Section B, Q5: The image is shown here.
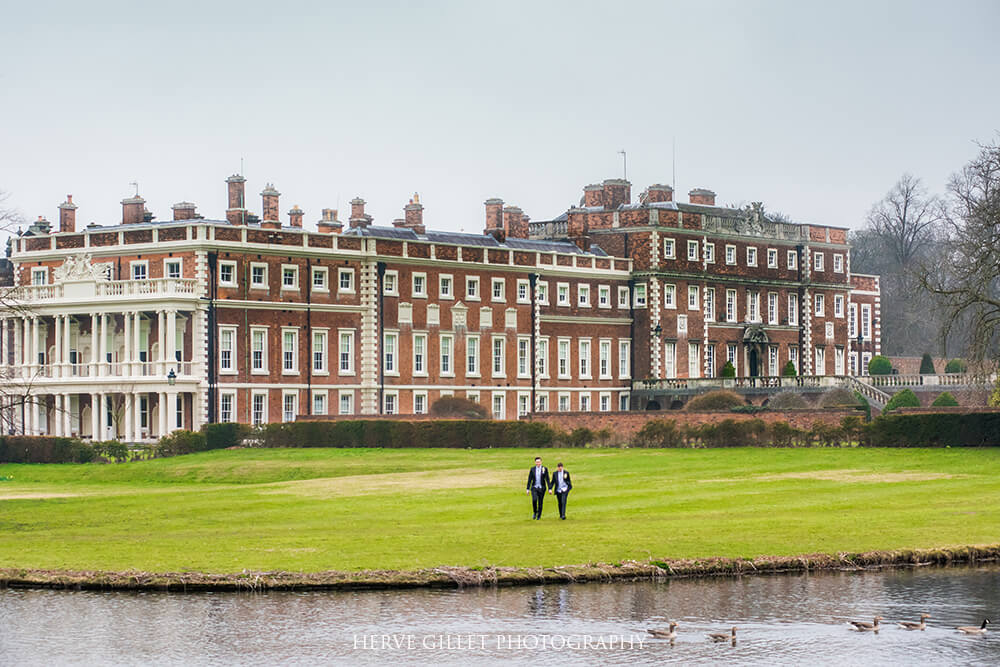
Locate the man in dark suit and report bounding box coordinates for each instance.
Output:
[525,456,550,520]
[548,462,573,520]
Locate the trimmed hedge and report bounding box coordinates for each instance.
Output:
[0,436,96,463]
[203,423,250,450]
[868,355,893,375]
[685,390,744,412]
[864,413,1000,447]
[884,388,920,412]
[945,359,967,374]
[256,420,558,449]
[931,392,959,407]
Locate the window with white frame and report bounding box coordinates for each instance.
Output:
[466,390,479,405]
[861,304,872,339]
[835,346,845,375]
[492,336,505,377]
[383,270,398,295]
[787,249,798,270]
[849,303,858,338]
[598,285,610,308]
[815,347,826,375]
[815,293,825,317]
[252,392,267,426]
[688,285,699,310]
[537,281,549,304]
[492,392,505,419]
[251,327,268,373]
[339,330,354,374]
[789,345,799,373]
[579,393,591,412]
[599,340,611,378]
[516,279,530,303]
[414,392,427,415]
[132,261,149,281]
[439,274,453,299]
[726,245,737,265]
[688,342,700,378]
[466,334,479,375]
[706,344,715,378]
[282,328,298,373]
[282,265,298,289]
[834,294,845,318]
[618,340,630,378]
[726,289,737,322]
[491,277,505,302]
[705,243,715,263]
[664,341,676,378]
[312,267,329,292]
[281,392,297,422]
[312,330,327,373]
[558,338,570,378]
[634,284,647,307]
[578,284,590,307]
[558,393,570,412]
[518,393,530,417]
[337,268,354,292]
[747,247,758,267]
[767,248,778,268]
[383,332,398,373]
[769,345,779,376]
[834,254,844,273]
[538,337,549,377]
[466,276,479,300]
[383,392,397,415]
[413,333,427,375]
[557,283,569,306]
[664,283,676,309]
[31,267,48,285]
[663,238,675,259]
[220,392,235,422]
[339,391,354,415]
[768,292,778,325]
[165,259,182,279]
[440,334,453,375]
[619,393,629,411]
[727,343,738,376]
[687,240,699,261]
[618,286,629,308]
[250,263,267,288]
[219,326,236,373]
[578,339,591,378]
[313,391,327,415]
[788,293,799,326]
[536,393,549,412]
[705,288,715,321]
[412,273,427,297]
[517,337,530,377]
[814,252,824,272]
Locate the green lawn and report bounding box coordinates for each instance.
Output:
[1,447,998,573]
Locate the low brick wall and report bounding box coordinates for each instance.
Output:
[523,409,858,439]
[892,407,1000,415]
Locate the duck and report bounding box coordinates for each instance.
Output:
[849,616,883,632]
[956,619,990,635]
[898,613,931,630]
[707,626,737,643]
[647,622,679,640]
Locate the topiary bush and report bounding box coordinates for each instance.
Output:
[720,361,736,378]
[767,392,809,409]
[919,353,936,374]
[430,396,489,419]
[944,359,967,374]
[931,392,959,407]
[685,390,744,412]
[156,430,207,457]
[817,387,862,408]
[883,388,920,412]
[868,355,893,375]
[782,360,797,377]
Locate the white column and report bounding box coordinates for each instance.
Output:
[133,392,143,441]
[133,311,142,375]
[100,313,110,376]
[64,394,72,437]
[31,317,40,373]
[11,318,20,374]
[167,391,179,431]
[53,315,63,378]
[30,398,40,436]
[158,392,167,436]
[157,310,166,375]
[97,392,107,439]
[124,393,133,442]
[90,313,98,376]
[123,312,132,376]
[167,309,177,369]
[90,393,99,440]
[53,395,62,436]
[191,391,201,431]
[63,314,72,376]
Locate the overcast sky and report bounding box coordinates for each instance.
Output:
[1,0,997,235]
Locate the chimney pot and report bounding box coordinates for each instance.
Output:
[288,205,304,228]
[171,201,197,221]
[121,194,146,225]
[349,197,371,228]
[403,192,424,230]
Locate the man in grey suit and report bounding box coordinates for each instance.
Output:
[548,462,573,520]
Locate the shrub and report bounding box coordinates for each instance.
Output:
[931,392,959,407]
[864,412,1000,446]
[841,415,865,445]
[156,430,207,457]
[817,387,861,408]
[809,421,845,447]
[990,377,1000,408]
[769,421,798,447]
[868,355,893,375]
[255,420,557,449]
[945,358,967,374]
[883,388,920,412]
[632,420,684,448]
[202,422,249,449]
[685,390,744,412]
[782,360,797,377]
[854,391,872,422]
[93,440,129,462]
[720,361,736,378]
[430,396,488,419]
[561,427,594,448]
[0,436,94,463]
[767,392,809,409]
[919,353,936,374]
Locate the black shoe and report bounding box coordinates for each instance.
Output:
[561,516,566,520]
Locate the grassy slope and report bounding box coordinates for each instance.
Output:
[1,448,998,573]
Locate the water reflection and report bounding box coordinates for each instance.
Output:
[1,566,998,665]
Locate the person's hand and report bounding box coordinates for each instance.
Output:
[525,489,529,494]
[548,489,553,494]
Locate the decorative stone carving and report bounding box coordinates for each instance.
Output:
[742,323,769,344]
[53,253,112,282]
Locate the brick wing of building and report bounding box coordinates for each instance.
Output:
[2,175,879,439]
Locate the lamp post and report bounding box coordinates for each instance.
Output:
[167,369,176,386]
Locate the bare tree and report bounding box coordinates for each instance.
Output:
[921,138,1000,368]
[866,174,943,269]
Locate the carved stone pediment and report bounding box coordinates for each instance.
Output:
[743,323,769,344]
[53,253,112,282]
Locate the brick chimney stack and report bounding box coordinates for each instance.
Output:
[602,179,631,209]
[171,201,197,220]
[121,194,146,225]
[58,195,77,233]
[567,207,590,251]
[317,209,343,234]
[403,193,425,233]
[226,174,247,225]
[503,206,527,239]
[349,197,371,228]
[641,184,673,204]
[688,188,717,206]
[484,198,504,240]
[583,184,604,208]
[288,205,304,228]
[261,184,281,224]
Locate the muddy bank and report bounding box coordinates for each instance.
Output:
[2,545,998,593]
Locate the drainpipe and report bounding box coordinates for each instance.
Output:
[377,261,386,414]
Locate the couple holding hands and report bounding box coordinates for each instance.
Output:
[525,457,572,520]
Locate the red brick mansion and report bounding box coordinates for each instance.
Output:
[2,175,880,438]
